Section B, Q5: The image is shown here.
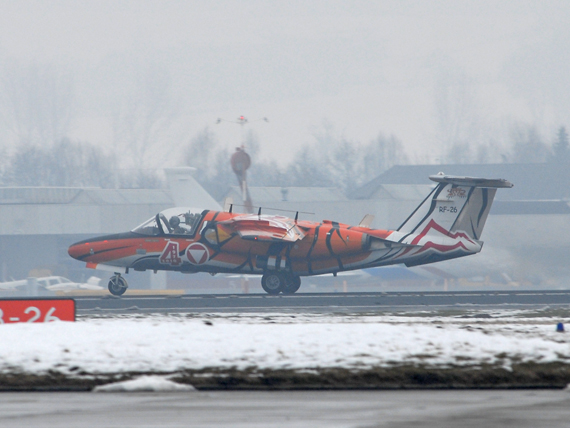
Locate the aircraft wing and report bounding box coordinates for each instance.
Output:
[0,279,28,290]
[217,215,305,243]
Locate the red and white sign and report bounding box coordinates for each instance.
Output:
[186,243,210,265]
[0,299,75,323]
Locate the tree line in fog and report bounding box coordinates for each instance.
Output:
[0,123,568,201]
[1,61,570,199]
[0,126,409,199]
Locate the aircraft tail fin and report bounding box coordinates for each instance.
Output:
[397,174,513,241]
[358,214,375,228]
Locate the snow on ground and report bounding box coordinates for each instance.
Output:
[1,311,570,377]
[92,375,196,392]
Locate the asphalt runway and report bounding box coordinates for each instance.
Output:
[75,290,570,314]
[1,390,569,428]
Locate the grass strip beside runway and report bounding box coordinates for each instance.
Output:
[2,363,570,391]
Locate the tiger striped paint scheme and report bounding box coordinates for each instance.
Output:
[68,174,512,291]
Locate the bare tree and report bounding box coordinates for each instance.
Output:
[474,141,494,164]
[243,129,289,187]
[249,159,287,187]
[433,69,479,163]
[362,133,409,181]
[181,123,414,199]
[286,123,411,193]
[240,129,260,160]
[0,61,75,146]
[182,127,231,196]
[307,121,362,191]
[3,139,118,187]
[508,124,551,163]
[0,146,7,185]
[205,148,235,201]
[111,63,177,187]
[446,142,473,164]
[328,137,363,193]
[183,127,219,175]
[285,145,335,188]
[117,169,164,189]
[3,145,50,186]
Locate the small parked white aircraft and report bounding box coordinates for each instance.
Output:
[0,276,104,293]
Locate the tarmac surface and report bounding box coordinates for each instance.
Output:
[74,289,570,314]
[1,389,569,427]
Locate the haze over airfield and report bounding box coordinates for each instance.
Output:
[0,0,569,167]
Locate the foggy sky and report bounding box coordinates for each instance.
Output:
[0,0,569,167]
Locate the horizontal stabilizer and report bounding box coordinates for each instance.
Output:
[429,174,513,188]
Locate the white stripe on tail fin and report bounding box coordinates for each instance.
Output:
[397,174,513,241]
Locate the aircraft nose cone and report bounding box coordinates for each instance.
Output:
[68,241,92,261]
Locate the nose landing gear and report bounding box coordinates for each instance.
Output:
[108,273,128,296]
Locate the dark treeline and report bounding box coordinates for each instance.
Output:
[0,124,569,201]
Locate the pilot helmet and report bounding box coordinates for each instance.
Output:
[169,216,181,228]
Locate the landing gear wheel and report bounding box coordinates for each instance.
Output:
[282,275,301,294]
[108,274,128,296]
[261,272,286,295]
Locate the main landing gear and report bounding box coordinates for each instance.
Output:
[108,273,128,296]
[261,272,301,295]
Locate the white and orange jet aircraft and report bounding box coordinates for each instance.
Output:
[68,174,512,295]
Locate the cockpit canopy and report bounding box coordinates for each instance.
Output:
[132,207,203,236]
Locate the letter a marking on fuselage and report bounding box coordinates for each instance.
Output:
[159,241,183,266]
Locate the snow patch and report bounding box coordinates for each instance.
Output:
[0,312,569,377]
[93,376,195,392]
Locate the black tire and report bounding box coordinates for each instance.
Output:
[261,272,285,295]
[108,276,128,296]
[282,275,301,294]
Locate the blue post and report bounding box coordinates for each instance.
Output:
[556,322,564,332]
